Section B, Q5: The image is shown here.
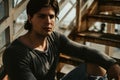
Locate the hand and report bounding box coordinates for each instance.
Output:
[107,64,120,80]
[3,75,8,80]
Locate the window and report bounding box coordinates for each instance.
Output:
[58,2,72,21]
[0,0,8,23]
[62,8,76,26]
[57,2,76,29]
[70,0,76,4]
[13,0,23,7]
[13,10,27,34]
[57,0,61,3]
[0,27,10,49]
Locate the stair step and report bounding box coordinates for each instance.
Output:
[88,14,120,24]
[59,54,83,66]
[99,0,120,6]
[76,31,120,48]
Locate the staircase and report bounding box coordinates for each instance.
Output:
[67,1,120,78]
[57,0,120,79]
[69,0,120,53]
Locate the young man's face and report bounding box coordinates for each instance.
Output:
[28,7,56,36]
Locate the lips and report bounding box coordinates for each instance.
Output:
[43,27,52,31]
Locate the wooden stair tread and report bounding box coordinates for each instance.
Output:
[99,0,120,6]
[76,31,120,48]
[59,54,84,66]
[88,14,120,24]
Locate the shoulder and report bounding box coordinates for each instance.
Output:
[3,39,32,71]
[6,39,28,52]
[49,31,70,45]
[3,39,30,59]
[50,31,67,40]
[50,31,60,38]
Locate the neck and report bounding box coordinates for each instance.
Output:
[26,32,47,51]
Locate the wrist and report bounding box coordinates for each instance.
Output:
[107,63,119,72]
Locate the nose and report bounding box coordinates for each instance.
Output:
[46,16,51,23]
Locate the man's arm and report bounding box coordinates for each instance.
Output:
[59,34,120,79]
[3,47,37,80]
[107,64,120,80]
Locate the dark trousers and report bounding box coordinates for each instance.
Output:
[61,63,87,80]
[61,63,108,80]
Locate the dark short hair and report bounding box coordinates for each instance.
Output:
[24,0,59,31]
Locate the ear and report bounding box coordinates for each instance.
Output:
[28,15,32,23]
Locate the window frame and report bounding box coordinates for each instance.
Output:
[0,27,10,50]
[0,0,9,23]
[12,0,23,8]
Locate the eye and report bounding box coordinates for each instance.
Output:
[49,15,55,19]
[38,14,46,19]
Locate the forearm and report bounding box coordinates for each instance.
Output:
[59,34,117,70]
[87,63,106,76]
[82,47,117,70]
[61,39,117,70]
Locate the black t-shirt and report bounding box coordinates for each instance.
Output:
[3,31,116,80]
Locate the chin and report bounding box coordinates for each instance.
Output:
[48,31,52,35]
[44,31,52,36]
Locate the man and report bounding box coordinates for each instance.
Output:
[2,0,120,80]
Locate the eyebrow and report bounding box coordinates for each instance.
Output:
[37,13,56,18]
[37,13,55,15]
